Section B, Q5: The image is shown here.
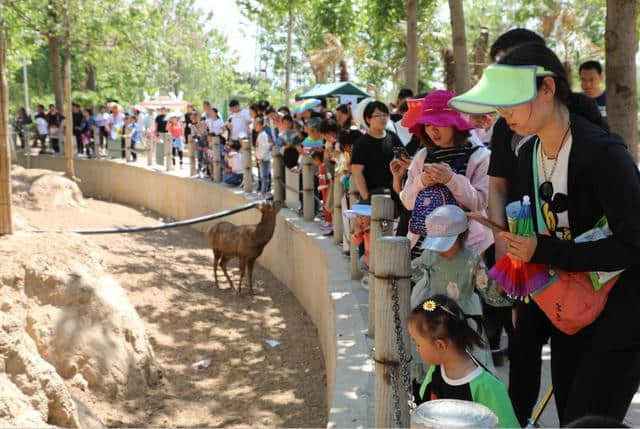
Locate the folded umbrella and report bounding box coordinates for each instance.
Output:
[489,196,551,297]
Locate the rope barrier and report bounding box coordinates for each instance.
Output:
[32,201,263,235]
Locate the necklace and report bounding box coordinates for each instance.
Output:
[540,124,571,182]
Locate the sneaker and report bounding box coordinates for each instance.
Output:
[319,221,332,230]
[360,276,369,291]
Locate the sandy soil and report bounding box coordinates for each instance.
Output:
[16,198,327,428]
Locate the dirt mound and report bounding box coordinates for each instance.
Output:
[0,312,79,427]
[1,230,163,427]
[11,165,85,211]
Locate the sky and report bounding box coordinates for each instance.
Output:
[195,0,257,74]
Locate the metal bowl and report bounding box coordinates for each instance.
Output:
[411,399,499,428]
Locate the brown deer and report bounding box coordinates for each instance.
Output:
[205,201,283,295]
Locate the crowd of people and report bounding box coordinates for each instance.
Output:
[11,26,640,428]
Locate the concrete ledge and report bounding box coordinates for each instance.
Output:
[15,155,373,428]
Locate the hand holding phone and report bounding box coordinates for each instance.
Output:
[393,147,410,159]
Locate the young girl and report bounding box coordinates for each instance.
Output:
[254,117,272,197]
[167,115,185,167]
[408,294,519,428]
[411,205,507,376]
[396,90,492,259]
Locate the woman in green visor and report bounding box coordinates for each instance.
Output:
[450,42,640,426]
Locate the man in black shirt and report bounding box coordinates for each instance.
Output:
[350,100,402,202]
[155,107,168,134]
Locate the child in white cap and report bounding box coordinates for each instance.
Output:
[410,205,500,380]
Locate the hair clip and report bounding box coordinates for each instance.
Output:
[423,299,459,319]
[423,300,437,311]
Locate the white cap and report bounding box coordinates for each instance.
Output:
[421,205,468,252]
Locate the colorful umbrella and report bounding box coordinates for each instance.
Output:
[291,98,322,115]
[488,195,551,297]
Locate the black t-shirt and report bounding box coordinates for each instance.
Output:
[351,131,403,191]
[487,118,521,203]
[155,114,167,133]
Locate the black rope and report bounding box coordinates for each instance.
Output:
[33,201,263,235]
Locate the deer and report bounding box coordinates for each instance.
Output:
[205,200,283,295]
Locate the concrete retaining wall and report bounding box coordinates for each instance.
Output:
[15,155,372,428]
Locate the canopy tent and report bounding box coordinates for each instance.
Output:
[134,96,189,111]
[295,82,370,102]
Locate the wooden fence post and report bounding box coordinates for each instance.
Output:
[124,135,132,162]
[284,167,300,211]
[146,132,154,166]
[332,172,343,244]
[302,154,314,221]
[272,146,284,203]
[24,128,31,168]
[189,135,196,176]
[93,126,100,157]
[374,236,411,428]
[0,15,12,235]
[162,133,172,171]
[242,138,252,193]
[349,181,362,280]
[369,194,395,337]
[211,136,221,182]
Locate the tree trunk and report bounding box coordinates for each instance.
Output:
[85,64,96,91]
[443,46,456,92]
[406,0,418,93]
[0,9,12,235]
[448,0,470,93]
[606,0,638,162]
[284,3,293,107]
[471,27,489,84]
[49,35,64,111]
[339,59,349,82]
[62,1,75,179]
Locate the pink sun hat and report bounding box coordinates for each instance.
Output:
[408,90,474,135]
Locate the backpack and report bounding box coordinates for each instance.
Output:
[409,145,480,236]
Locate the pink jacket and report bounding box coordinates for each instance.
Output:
[399,142,493,255]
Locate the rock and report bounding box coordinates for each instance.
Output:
[22,261,164,399]
[0,313,80,427]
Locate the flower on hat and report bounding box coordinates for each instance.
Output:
[423,300,437,312]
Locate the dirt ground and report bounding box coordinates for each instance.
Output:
[16,198,327,428]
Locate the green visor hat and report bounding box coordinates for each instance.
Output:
[448,65,556,115]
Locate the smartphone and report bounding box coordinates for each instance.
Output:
[393,147,410,159]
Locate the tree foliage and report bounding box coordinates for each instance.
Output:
[4,0,631,109]
[5,0,243,112]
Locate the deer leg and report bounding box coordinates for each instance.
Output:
[212,251,221,289]
[247,259,256,295]
[220,255,235,291]
[237,259,247,295]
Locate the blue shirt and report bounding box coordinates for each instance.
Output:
[127,123,142,143]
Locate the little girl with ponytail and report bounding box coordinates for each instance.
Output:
[408,294,519,428]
